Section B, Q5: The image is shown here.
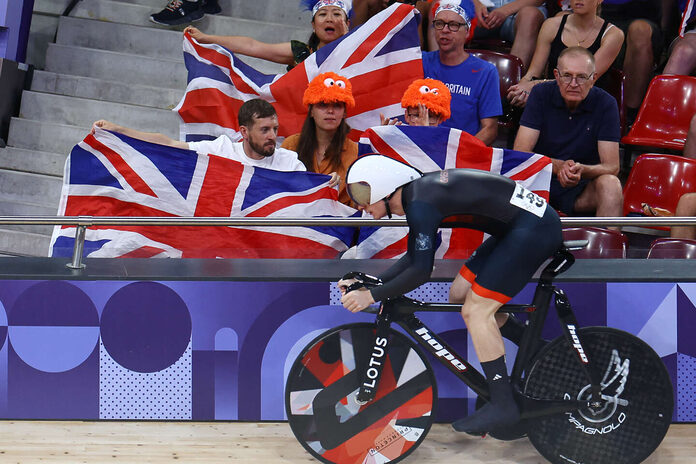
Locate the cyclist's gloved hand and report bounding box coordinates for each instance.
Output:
[337,278,359,295]
[341,288,375,313]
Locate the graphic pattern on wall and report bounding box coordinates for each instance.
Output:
[0,279,692,421]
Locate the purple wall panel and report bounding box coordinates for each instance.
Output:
[0,279,691,422]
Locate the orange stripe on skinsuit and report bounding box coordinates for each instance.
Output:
[458,265,476,284]
[471,282,511,305]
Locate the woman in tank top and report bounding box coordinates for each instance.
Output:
[507,0,624,107]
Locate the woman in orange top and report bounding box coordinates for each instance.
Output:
[281,72,358,206]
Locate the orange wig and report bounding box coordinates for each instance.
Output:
[303,72,355,109]
[400,78,451,121]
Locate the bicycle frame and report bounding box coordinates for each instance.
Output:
[354,247,607,419]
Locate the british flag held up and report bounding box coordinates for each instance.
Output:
[49,128,357,259]
[174,2,423,143]
[345,125,553,259]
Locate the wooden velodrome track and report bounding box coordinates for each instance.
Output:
[0,421,693,463]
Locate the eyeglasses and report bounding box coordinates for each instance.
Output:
[556,71,594,85]
[432,19,467,32]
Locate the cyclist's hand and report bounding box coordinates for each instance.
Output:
[341,288,375,313]
[337,278,358,295]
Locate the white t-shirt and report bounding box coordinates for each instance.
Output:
[188,135,306,172]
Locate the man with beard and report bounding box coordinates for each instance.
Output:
[92,99,305,172]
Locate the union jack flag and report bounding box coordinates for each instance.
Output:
[174,3,423,143]
[49,129,357,259]
[680,0,696,36]
[345,125,552,259]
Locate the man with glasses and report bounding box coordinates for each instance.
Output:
[422,0,502,145]
[513,47,623,224]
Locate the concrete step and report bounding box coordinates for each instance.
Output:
[33,0,74,16]
[56,13,308,60]
[0,170,63,208]
[69,0,310,30]
[19,91,180,135]
[0,200,58,235]
[45,43,187,89]
[0,228,51,257]
[31,70,183,110]
[26,13,59,69]
[0,147,67,177]
[8,118,92,155]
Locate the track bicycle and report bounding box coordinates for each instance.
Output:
[285,243,674,464]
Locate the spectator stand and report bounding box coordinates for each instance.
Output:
[620,75,696,174]
[622,153,696,253]
[562,226,628,259]
[647,237,696,258]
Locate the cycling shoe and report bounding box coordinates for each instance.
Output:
[452,401,520,435]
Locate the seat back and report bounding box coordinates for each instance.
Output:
[468,49,525,132]
[621,75,696,151]
[562,227,627,259]
[595,67,626,136]
[647,238,696,259]
[623,153,696,216]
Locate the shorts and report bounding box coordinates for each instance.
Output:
[473,5,548,42]
[458,206,562,304]
[603,17,663,67]
[549,178,589,216]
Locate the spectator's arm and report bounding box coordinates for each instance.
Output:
[92,120,189,150]
[184,26,294,65]
[493,0,545,17]
[475,117,498,146]
[577,140,620,179]
[593,24,624,79]
[513,125,540,153]
[509,18,558,106]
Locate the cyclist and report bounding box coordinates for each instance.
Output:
[339,153,562,434]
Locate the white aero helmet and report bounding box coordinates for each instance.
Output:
[346,154,422,207]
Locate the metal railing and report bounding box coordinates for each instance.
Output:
[2,215,696,270]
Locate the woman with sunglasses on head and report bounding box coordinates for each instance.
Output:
[280,72,358,206]
[184,0,351,71]
[507,0,624,108]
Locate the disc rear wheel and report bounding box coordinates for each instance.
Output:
[524,327,673,464]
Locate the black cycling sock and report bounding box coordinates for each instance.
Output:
[452,356,520,434]
[499,314,525,345]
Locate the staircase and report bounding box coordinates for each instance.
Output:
[0,0,311,256]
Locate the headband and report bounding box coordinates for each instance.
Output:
[302,0,352,17]
[433,1,472,27]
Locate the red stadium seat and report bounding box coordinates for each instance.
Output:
[562,227,628,259]
[621,75,696,169]
[622,154,696,232]
[468,49,525,146]
[647,238,696,259]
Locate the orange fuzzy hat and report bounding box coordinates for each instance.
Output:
[401,78,451,121]
[303,72,355,109]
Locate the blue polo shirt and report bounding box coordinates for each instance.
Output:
[422,51,502,136]
[520,81,620,166]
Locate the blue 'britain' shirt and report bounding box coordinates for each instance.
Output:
[520,81,620,166]
[422,51,502,136]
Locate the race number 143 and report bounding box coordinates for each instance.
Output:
[510,183,547,218]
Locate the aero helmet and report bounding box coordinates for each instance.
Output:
[346,154,422,207]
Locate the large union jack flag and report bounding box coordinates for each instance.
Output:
[174,3,423,143]
[49,129,357,259]
[345,125,552,259]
